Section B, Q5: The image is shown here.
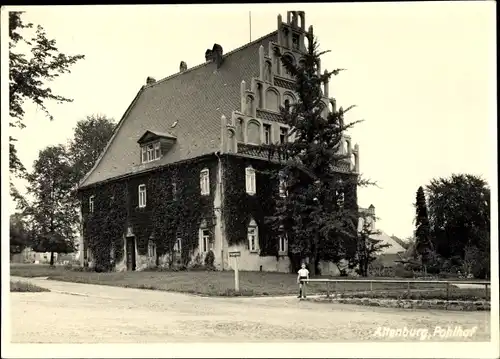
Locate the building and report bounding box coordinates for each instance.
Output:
[77,11,360,273]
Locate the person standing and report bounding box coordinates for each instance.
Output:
[297,263,310,299]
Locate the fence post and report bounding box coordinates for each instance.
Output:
[446,282,449,300]
[485,284,489,300]
[333,281,337,297]
[326,281,330,298]
[407,281,411,294]
[370,281,373,292]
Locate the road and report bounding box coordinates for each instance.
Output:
[10,277,491,343]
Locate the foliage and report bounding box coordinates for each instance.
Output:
[354,213,391,276]
[223,155,282,256]
[82,181,127,271]
[426,174,490,279]
[393,265,415,278]
[10,213,30,254]
[67,114,116,186]
[8,11,85,199]
[265,28,371,274]
[24,145,77,265]
[414,186,433,270]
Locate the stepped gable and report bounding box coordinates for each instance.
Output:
[80,31,278,188]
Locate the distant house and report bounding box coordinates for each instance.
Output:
[358,205,407,268]
[77,11,364,274]
[10,248,55,264]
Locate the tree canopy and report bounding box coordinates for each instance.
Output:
[424,174,490,278]
[9,11,85,201]
[25,145,78,264]
[68,114,116,186]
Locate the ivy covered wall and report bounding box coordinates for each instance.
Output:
[222,154,283,257]
[222,154,359,260]
[80,154,218,270]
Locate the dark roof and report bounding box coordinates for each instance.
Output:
[137,130,177,144]
[80,31,278,188]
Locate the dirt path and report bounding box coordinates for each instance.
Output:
[9,277,491,343]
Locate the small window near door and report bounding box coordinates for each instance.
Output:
[278,235,288,254]
[148,240,156,258]
[248,219,259,253]
[201,229,210,253]
[174,238,182,253]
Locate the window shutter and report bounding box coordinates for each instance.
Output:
[200,172,204,194]
[142,148,147,163]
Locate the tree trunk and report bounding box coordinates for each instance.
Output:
[50,251,54,266]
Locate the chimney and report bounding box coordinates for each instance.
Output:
[146,76,156,85]
[205,49,213,62]
[212,43,224,68]
[179,61,187,73]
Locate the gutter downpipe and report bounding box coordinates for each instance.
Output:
[215,151,224,271]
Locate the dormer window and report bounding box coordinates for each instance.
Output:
[137,130,177,164]
[141,141,161,163]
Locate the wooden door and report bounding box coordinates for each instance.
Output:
[126,236,136,271]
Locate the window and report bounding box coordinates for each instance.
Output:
[245,166,256,195]
[174,238,182,253]
[264,124,271,145]
[200,168,210,195]
[138,184,147,208]
[200,229,210,253]
[292,34,300,50]
[247,120,261,144]
[279,127,288,144]
[148,240,156,258]
[237,118,244,142]
[248,219,259,252]
[141,141,161,163]
[278,234,288,254]
[89,196,94,213]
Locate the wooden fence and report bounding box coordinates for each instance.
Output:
[303,278,491,300]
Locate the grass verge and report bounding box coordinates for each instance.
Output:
[10,280,50,293]
[339,288,490,301]
[10,264,478,297]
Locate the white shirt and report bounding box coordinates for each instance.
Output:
[298,268,309,277]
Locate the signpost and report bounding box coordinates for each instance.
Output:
[229,251,241,292]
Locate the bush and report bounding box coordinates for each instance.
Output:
[71,266,94,272]
[394,265,414,278]
[10,281,50,292]
[204,250,215,270]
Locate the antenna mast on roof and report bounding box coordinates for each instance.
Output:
[249,11,252,42]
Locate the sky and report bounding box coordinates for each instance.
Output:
[2,2,496,240]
